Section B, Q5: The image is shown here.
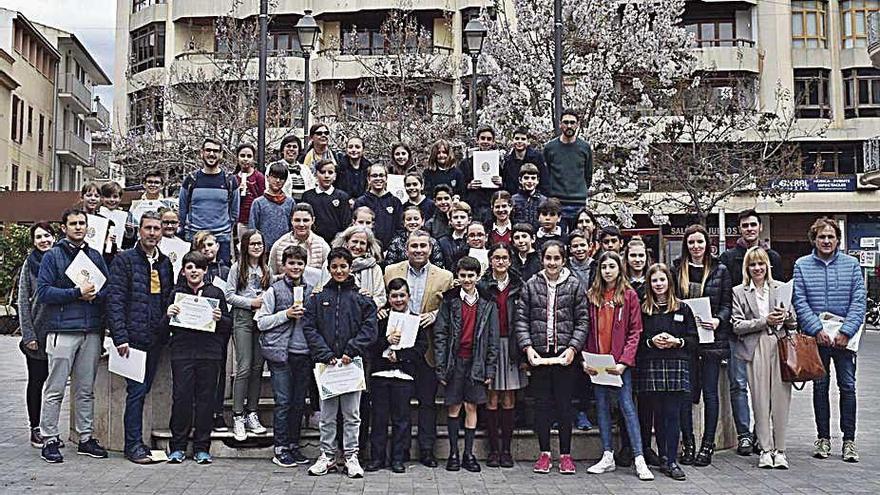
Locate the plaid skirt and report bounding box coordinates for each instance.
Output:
[635,358,690,393]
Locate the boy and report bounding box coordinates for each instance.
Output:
[511,223,541,282]
[425,184,454,239]
[100,181,136,251]
[353,164,403,248]
[535,197,566,252]
[434,256,499,472]
[351,206,376,230]
[249,161,295,251]
[439,201,472,269]
[502,127,549,194]
[598,225,623,254]
[303,247,378,478]
[166,251,231,464]
[511,163,547,230]
[460,126,502,223]
[301,159,352,244]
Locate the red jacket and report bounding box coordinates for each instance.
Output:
[586,288,642,367]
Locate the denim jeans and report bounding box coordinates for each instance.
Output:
[267,353,312,451]
[319,391,362,456]
[681,353,721,443]
[728,348,752,436]
[813,346,857,441]
[594,369,643,456]
[123,345,163,455]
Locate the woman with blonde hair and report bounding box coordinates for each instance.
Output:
[332,225,386,309]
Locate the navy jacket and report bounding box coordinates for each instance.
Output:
[370,310,429,379]
[167,283,232,360]
[502,147,549,195]
[107,244,175,350]
[36,239,109,333]
[354,191,402,248]
[336,154,372,198]
[302,276,378,363]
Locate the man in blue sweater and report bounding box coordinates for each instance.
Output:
[793,217,866,463]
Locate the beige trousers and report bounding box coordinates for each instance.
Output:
[746,332,792,451]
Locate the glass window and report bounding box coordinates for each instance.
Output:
[129,23,165,73]
[841,0,880,48]
[792,1,828,48]
[843,68,880,117]
[794,69,832,118]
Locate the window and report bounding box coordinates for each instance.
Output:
[10,165,18,191]
[800,142,859,175]
[11,95,19,143]
[843,68,880,117]
[27,106,33,135]
[340,15,434,55]
[12,20,57,81]
[792,1,828,48]
[130,23,165,73]
[841,0,880,48]
[25,171,31,191]
[38,115,45,155]
[684,19,753,47]
[36,175,43,191]
[132,0,165,13]
[794,69,831,118]
[128,88,164,132]
[341,87,429,120]
[268,31,303,57]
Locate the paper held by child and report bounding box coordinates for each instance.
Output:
[582,352,623,387]
[313,357,367,400]
[386,312,419,350]
[681,297,715,344]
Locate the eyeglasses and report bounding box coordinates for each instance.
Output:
[204,148,222,154]
[313,131,330,136]
[145,180,162,185]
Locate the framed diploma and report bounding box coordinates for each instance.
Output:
[313,356,367,401]
[472,150,500,188]
[170,293,219,332]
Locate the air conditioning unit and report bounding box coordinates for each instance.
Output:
[857,172,880,190]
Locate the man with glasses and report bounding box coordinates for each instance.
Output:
[178,138,240,264]
[543,109,593,226]
[353,164,402,249]
[502,127,548,195]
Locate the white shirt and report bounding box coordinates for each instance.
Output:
[460,288,479,306]
[315,185,335,195]
[750,282,771,319]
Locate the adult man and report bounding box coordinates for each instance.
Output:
[501,127,548,195]
[354,164,403,249]
[793,217,865,463]
[720,209,784,455]
[106,211,175,464]
[178,138,240,264]
[384,230,454,467]
[460,126,503,223]
[543,109,593,224]
[36,209,110,463]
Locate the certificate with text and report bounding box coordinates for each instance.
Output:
[313,357,367,401]
[170,293,219,332]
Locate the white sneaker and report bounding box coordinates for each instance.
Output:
[308,453,334,476]
[245,412,267,434]
[757,450,773,468]
[587,451,616,474]
[232,415,247,441]
[633,455,654,481]
[772,450,789,469]
[345,454,364,478]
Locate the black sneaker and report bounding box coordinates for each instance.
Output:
[41,438,63,463]
[666,463,687,481]
[30,428,44,448]
[737,435,754,456]
[289,447,309,465]
[77,438,109,458]
[272,450,297,468]
[212,415,229,432]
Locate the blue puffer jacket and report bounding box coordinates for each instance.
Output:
[302,276,377,364]
[793,250,866,338]
[36,239,109,333]
[107,244,175,350]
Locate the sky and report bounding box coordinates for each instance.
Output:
[1,0,117,111]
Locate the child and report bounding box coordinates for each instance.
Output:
[303,247,377,478]
[160,208,183,240]
[487,191,513,245]
[624,237,651,300]
[511,223,541,282]
[438,201,471,269]
[365,278,429,474]
[224,230,270,441]
[383,206,445,268]
[301,159,352,245]
[598,225,623,254]
[255,245,323,467]
[234,143,266,243]
[575,208,600,257]
[353,164,403,249]
[402,172,436,221]
[535,197,566,252]
[434,256,499,472]
[423,139,465,199]
[337,136,372,199]
[166,251,232,464]
[567,229,597,431]
[249,161,295,251]
[351,206,376,230]
[99,181,134,254]
[80,182,102,216]
[511,163,546,230]
[584,251,653,480]
[424,184,454,239]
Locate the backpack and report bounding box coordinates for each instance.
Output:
[181,169,238,218]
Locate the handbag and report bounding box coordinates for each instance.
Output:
[777,330,826,388]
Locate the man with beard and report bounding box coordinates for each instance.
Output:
[542,109,593,226]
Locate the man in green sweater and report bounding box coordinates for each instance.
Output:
[542,108,593,226]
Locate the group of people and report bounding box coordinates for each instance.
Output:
[17,109,865,483]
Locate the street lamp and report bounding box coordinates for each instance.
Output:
[463,16,487,132]
[295,10,321,142]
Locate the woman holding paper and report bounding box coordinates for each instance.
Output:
[583,252,654,481]
[333,225,387,308]
[732,247,796,469]
[672,224,732,467]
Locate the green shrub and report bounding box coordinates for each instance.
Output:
[0,224,33,303]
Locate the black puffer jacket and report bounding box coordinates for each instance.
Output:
[514,269,589,355]
[671,258,732,356]
[302,276,378,363]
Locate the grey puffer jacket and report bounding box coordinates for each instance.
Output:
[514,268,589,354]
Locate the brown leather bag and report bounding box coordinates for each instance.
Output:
[778,332,826,386]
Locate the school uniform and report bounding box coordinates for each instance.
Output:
[301,186,351,245]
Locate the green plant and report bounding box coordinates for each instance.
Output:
[0,224,33,303]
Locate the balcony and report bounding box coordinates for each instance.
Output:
[130,1,168,31]
[870,12,880,68]
[56,131,91,167]
[84,99,110,130]
[57,73,92,114]
[693,39,760,74]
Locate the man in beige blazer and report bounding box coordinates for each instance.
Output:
[384,230,453,467]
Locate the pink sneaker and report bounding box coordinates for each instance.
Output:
[559,454,576,474]
[533,452,552,473]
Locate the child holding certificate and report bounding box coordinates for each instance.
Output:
[302,247,377,478]
[584,252,653,481]
[165,251,232,465]
[434,256,499,473]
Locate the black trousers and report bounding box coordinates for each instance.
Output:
[213,333,231,416]
[25,354,49,429]
[529,363,576,454]
[644,392,686,465]
[171,359,220,453]
[370,377,414,464]
[414,358,438,453]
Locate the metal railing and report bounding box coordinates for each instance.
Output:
[92,100,110,128]
[58,131,90,163]
[58,73,92,110]
[869,12,880,54]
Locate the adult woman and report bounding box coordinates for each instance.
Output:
[302,123,337,170]
[638,263,698,481]
[478,243,527,468]
[673,224,732,467]
[224,229,271,441]
[332,225,387,309]
[18,222,56,448]
[383,206,445,268]
[732,247,796,469]
[423,139,464,198]
[624,237,652,300]
[389,143,415,175]
[514,240,588,475]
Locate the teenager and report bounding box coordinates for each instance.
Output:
[567,229,596,432]
[424,184,454,240]
[487,191,513,245]
[248,162,295,251]
[160,209,183,240]
[423,139,465,199]
[502,127,549,194]
[80,182,102,216]
[353,164,403,249]
[336,136,372,198]
[535,198,566,253]
[332,225,387,309]
[384,206,445,269]
[511,223,541,283]
[234,143,266,242]
[268,204,331,273]
[511,163,546,230]
[624,237,651,300]
[389,142,415,175]
[301,159,351,245]
[351,206,376,230]
[402,172,436,221]
[460,126,502,223]
[189,231,230,285]
[438,201,472,269]
[575,208,600,259]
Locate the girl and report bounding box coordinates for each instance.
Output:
[332,225,387,309]
[18,222,56,448]
[423,139,464,198]
[337,136,372,198]
[402,172,436,221]
[224,230,271,441]
[513,240,588,475]
[673,224,732,467]
[478,243,527,468]
[638,263,698,481]
[624,237,652,300]
[234,143,266,242]
[268,204,331,273]
[301,160,351,245]
[383,206,445,268]
[160,208,182,239]
[584,252,653,481]
[389,142,414,175]
[575,208,600,258]
[487,191,513,245]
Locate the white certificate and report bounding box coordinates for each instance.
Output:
[682,297,715,343]
[387,312,419,350]
[293,286,304,306]
[818,312,862,352]
[65,250,106,293]
[473,150,500,188]
[107,344,147,383]
[531,355,567,366]
[85,214,110,253]
[159,236,190,276]
[776,281,793,310]
[129,199,167,225]
[468,248,489,275]
[100,208,129,249]
[387,174,408,204]
[313,356,367,401]
[582,352,623,387]
[170,293,219,332]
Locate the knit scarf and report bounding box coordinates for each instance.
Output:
[264,190,288,205]
[26,249,46,279]
[352,255,377,292]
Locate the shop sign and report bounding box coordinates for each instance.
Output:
[860,250,877,268]
[772,176,857,192]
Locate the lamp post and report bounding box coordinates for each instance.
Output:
[295,10,321,143]
[463,16,487,133]
[553,0,563,133]
[257,0,268,170]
